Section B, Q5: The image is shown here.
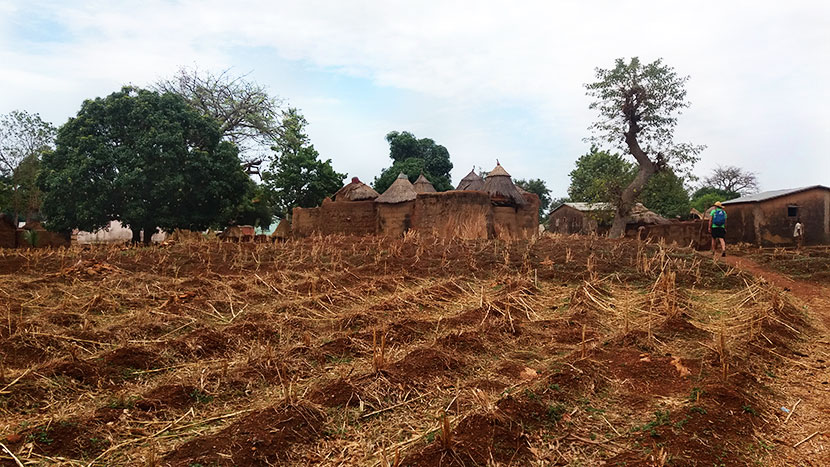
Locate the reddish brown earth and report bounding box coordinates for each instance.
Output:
[0,237,827,466]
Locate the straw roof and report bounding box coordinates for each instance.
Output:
[413,173,436,193]
[333,177,379,201]
[376,173,417,204]
[456,169,485,191]
[483,162,526,206]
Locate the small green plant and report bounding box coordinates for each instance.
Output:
[190,389,214,404]
[633,410,672,437]
[22,229,39,247]
[688,387,704,401]
[548,383,561,392]
[547,404,567,422]
[690,406,707,415]
[28,428,53,445]
[523,388,539,401]
[741,404,758,416]
[325,354,353,364]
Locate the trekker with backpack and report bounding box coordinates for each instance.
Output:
[709,202,727,257]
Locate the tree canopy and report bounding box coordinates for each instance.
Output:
[639,170,690,219]
[155,67,283,174]
[373,131,453,193]
[262,108,345,218]
[690,186,740,213]
[514,178,551,219]
[567,147,690,219]
[567,147,633,204]
[40,87,249,243]
[585,57,703,237]
[0,110,56,224]
[704,165,758,195]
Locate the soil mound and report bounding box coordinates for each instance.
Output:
[135,384,202,412]
[163,403,325,466]
[309,379,362,408]
[389,347,463,385]
[402,411,532,466]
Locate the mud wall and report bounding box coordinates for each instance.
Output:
[725,188,829,246]
[377,201,415,237]
[548,206,608,235]
[16,228,70,248]
[411,191,493,239]
[320,200,376,236]
[492,206,520,239]
[293,199,377,237]
[643,220,710,250]
[517,194,541,239]
[292,205,323,236]
[0,221,15,248]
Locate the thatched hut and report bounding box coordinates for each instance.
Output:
[376,173,417,236]
[413,174,436,193]
[271,218,291,242]
[333,177,379,201]
[483,163,527,206]
[456,169,485,191]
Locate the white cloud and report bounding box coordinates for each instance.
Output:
[1,0,828,196]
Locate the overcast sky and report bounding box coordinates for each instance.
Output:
[2,0,828,197]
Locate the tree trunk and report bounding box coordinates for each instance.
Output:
[608,124,658,239]
[609,164,656,238]
[143,226,155,246]
[130,226,141,244]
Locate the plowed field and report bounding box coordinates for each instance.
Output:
[1,234,827,466]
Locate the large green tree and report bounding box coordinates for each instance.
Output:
[567,147,633,203]
[373,131,453,192]
[0,110,56,225]
[10,153,44,222]
[689,186,739,213]
[567,147,691,218]
[585,57,704,237]
[514,178,551,219]
[640,170,690,219]
[155,67,283,174]
[262,108,344,218]
[41,87,249,244]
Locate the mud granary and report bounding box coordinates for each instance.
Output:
[292,164,540,239]
[721,185,830,246]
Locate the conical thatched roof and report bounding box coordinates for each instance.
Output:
[333,177,379,201]
[456,169,485,191]
[413,173,436,193]
[376,173,417,204]
[484,163,526,206]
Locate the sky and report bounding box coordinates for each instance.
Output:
[1,0,829,198]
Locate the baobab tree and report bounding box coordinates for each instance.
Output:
[585,57,704,237]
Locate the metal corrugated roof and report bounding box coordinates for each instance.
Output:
[721,185,829,204]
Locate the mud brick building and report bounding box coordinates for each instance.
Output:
[721,185,830,246]
[0,214,16,248]
[549,202,668,237]
[293,164,540,240]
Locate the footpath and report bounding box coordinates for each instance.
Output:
[715,252,829,465]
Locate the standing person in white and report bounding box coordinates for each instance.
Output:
[793,218,803,250]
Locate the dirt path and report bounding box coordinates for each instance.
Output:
[715,253,830,464]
